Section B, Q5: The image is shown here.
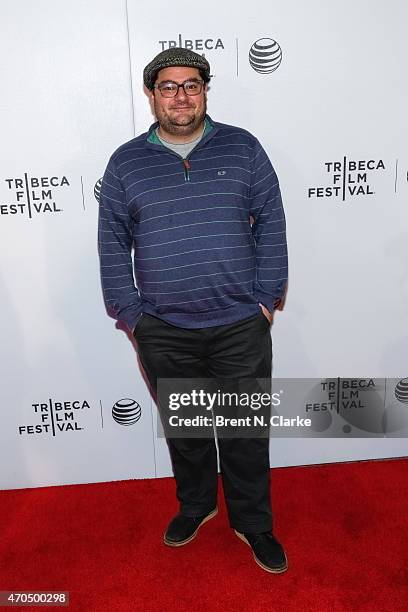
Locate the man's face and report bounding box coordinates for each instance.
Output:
[150,66,207,137]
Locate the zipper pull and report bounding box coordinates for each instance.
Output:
[183,159,191,182]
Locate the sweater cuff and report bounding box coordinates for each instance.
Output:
[118,303,144,332]
[253,290,281,314]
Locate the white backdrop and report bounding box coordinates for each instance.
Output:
[1,0,407,490]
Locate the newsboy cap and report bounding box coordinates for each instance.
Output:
[143,47,211,90]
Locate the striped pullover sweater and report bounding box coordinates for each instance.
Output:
[98,115,288,330]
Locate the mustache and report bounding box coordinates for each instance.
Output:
[169,103,194,109]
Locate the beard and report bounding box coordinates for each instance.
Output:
[154,96,207,137]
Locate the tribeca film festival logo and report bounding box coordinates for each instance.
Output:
[1,174,70,218]
[304,378,408,435]
[158,34,225,52]
[308,158,385,202]
[305,379,376,415]
[112,398,142,426]
[305,378,381,435]
[18,399,91,437]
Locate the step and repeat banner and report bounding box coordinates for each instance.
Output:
[1,0,407,489]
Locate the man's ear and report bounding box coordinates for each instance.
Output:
[147,89,156,119]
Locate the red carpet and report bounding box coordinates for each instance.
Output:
[1,458,407,611]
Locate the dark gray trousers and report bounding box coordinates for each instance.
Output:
[134,310,273,534]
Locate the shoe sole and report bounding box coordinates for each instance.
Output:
[163,507,218,547]
[234,530,288,574]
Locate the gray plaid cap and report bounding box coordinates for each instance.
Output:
[143,47,211,90]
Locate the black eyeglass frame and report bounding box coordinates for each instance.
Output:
[153,79,205,97]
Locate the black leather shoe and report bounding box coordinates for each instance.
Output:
[235,530,288,573]
[164,507,218,547]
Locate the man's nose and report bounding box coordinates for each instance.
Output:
[175,85,188,99]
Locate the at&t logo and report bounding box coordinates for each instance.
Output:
[395,379,408,404]
[249,38,282,74]
[94,178,102,203]
[112,398,142,426]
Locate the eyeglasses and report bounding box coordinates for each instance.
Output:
[154,79,204,98]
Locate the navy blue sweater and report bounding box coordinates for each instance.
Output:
[98,115,288,330]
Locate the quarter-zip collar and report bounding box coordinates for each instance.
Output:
[145,114,219,156]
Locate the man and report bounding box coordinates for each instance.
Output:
[98,47,288,573]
